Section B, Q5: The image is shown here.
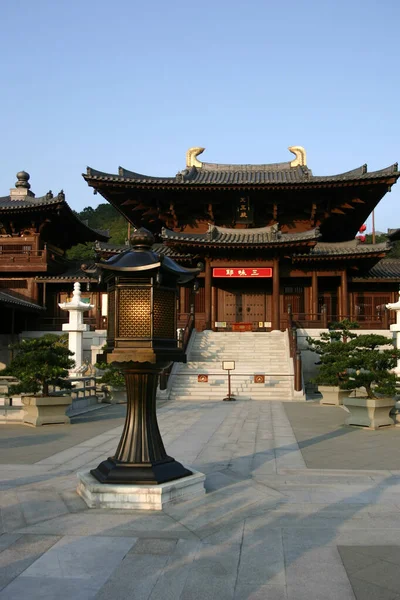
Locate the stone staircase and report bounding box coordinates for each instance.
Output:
[169,330,294,401]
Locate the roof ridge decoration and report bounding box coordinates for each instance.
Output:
[186,147,205,168]
[288,146,307,167]
[185,146,307,170]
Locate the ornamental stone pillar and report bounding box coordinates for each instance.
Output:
[59,282,94,372]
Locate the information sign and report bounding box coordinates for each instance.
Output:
[213,268,272,278]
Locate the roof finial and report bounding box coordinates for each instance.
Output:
[15,171,31,189]
[186,147,205,168]
[288,146,307,167]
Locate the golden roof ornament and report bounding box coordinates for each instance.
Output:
[186,147,205,168]
[288,146,307,167]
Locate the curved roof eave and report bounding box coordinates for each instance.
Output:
[83,163,399,188]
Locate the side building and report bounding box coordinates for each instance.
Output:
[0,171,108,365]
[84,146,400,332]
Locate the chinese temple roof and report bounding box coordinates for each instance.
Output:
[94,240,197,261]
[84,147,399,189]
[161,225,320,247]
[293,239,390,260]
[388,228,400,241]
[0,172,109,247]
[0,289,45,312]
[35,261,98,282]
[351,258,400,280]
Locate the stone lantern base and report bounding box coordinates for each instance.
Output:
[76,469,206,510]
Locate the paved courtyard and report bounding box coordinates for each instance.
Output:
[1,399,400,599]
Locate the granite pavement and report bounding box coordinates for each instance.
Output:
[1,399,400,599]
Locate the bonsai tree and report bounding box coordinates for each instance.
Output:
[307,320,360,389]
[344,334,400,399]
[95,363,125,389]
[3,334,75,396]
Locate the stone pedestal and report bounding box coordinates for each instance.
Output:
[344,396,395,429]
[22,395,72,426]
[77,469,206,510]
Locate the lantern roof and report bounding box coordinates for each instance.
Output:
[96,228,199,283]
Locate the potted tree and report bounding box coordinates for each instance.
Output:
[307,320,359,405]
[342,334,400,429]
[3,334,75,426]
[95,363,126,403]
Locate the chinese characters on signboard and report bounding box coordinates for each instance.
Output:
[213,268,273,278]
[236,196,253,223]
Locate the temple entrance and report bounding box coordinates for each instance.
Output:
[217,288,267,329]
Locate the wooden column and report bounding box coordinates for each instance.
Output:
[272,257,280,330]
[205,258,212,330]
[349,291,354,320]
[341,270,348,319]
[337,283,342,320]
[179,286,185,314]
[311,271,318,320]
[211,286,217,331]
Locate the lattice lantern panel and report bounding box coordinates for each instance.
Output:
[153,288,176,339]
[118,287,151,338]
[107,289,116,341]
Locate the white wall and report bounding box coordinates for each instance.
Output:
[19,329,107,366]
[297,327,394,385]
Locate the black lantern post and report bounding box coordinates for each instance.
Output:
[91,228,198,485]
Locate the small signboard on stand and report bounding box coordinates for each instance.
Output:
[222,361,236,401]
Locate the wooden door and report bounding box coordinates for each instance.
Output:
[222,290,242,322]
[243,293,266,325]
[318,292,338,321]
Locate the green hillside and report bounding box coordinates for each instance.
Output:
[67,203,129,260]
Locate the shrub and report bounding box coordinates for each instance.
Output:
[3,334,75,396]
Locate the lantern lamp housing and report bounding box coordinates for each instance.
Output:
[96,228,199,366]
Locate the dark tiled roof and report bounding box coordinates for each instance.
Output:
[94,241,195,260]
[0,290,45,311]
[294,239,390,258]
[35,261,98,282]
[388,228,400,241]
[0,190,109,243]
[94,241,130,254]
[84,162,399,188]
[0,191,64,210]
[353,258,400,280]
[161,225,320,246]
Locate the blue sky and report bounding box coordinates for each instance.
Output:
[1,0,400,233]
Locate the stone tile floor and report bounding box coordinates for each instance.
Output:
[1,399,400,598]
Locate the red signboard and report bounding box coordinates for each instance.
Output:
[213,268,273,278]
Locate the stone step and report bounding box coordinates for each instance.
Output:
[169,330,294,401]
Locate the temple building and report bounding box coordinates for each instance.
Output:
[0,171,108,346]
[84,146,400,332]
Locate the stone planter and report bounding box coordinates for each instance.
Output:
[22,395,72,427]
[343,396,395,430]
[318,386,351,406]
[102,386,126,404]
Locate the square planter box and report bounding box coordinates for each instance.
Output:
[343,396,395,430]
[319,386,350,406]
[102,386,126,404]
[22,395,72,427]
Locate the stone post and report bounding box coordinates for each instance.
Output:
[59,282,94,373]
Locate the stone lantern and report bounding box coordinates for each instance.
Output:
[87,228,199,486]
